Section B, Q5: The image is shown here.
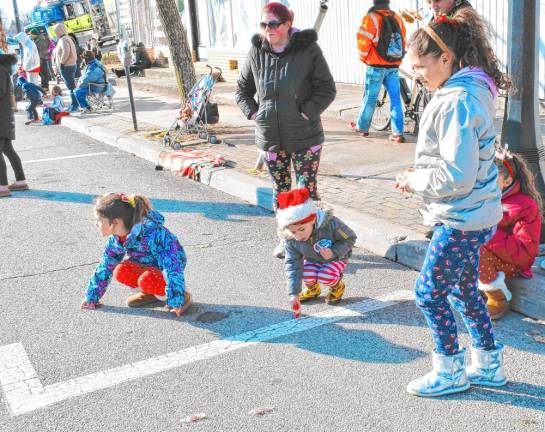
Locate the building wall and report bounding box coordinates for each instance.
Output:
[193,0,545,99]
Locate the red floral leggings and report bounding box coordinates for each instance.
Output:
[113,260,166,296]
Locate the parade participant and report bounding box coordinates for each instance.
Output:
[395,9,511,397]
[235,2,336,259]
[478,149,543,319]
[0,52,28,198]
[82,193,191,316]
[277,188,357,316]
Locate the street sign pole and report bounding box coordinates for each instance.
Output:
[12,0,22,33]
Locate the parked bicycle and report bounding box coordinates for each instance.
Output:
[371,68,431,135]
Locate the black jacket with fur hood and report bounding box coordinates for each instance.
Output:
[235,29,336,153]
[0,54,17,141]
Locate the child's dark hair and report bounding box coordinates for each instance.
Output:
[52,85,62,96]
[496,153,544,216]
[408,8,511,92]
[94,193,152,230]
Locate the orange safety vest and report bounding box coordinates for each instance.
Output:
[357,9,406,67]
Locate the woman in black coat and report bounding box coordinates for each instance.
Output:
[0,53,28,198]
[235,2,336,257]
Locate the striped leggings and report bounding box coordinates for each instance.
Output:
[303,260,346,286]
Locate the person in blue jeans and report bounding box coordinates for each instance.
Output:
[74,50,107,112]
[355,0,406,143]
[53,23,79,112]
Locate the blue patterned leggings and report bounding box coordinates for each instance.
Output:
[415,225,497,355]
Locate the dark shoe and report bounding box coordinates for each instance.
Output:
[126,292,160,307]
[389,134,405,143]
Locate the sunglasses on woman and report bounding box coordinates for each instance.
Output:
[260,20,285,30]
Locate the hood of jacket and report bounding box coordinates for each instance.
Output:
[438,67,496,102]
[14,32,31,46]
[127,209,165,241]
[251,29,318,54]
[53,23,67,38]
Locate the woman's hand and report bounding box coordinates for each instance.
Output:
[319,247,334,260]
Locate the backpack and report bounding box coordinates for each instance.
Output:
[374,12,404,62]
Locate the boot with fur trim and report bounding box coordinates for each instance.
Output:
[478,272,512,320]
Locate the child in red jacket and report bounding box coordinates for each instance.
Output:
[478,148,543,319]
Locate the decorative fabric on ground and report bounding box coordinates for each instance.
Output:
[113,260,166,296]
[265,145,321,209]
[415,225,496,355]
[478,247,518,284]
[303,260,346,286]
[158,148,226,181]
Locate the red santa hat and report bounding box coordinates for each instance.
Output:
[276,188,317,228]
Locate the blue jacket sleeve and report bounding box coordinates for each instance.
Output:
[284,240,304,296]
[85,236,125,304]
[151,229,187,308]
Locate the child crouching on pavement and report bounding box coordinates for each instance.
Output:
[82,193,192,316]
[276,188,357,316]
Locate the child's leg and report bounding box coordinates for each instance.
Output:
[448,231,497,349]
[415,226,471,355]
[300,260,322,301]
[138,268,167,297]
[303,261,320,286]
[25,102,33,120]
[113,260,146,288]
[478,247,518,284]
[317,261,346,287]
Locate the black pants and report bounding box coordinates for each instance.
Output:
[39,58,50,89]
[113,66,144,78]
[25,99,40,120]
[0,138,26,186]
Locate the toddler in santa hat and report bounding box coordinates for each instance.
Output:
[276,188,357,316]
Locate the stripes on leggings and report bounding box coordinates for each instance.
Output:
[303,260,346,286]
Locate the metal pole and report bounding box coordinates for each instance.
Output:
[501,0,545,203]
[12,0,22,33]
[121,41,138,131]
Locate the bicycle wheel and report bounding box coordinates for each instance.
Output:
[370,86,391,131]
[412,87,431,135]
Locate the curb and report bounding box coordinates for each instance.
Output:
[60,114,545,321]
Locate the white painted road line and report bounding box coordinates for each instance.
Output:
[21,152,110,164]
[0,290,414,416]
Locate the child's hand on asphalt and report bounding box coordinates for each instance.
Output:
[80,299,97,310]
[319,247,334,260]
[290,295,301,318]
[163,305,184,317]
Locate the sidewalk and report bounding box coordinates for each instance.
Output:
[52,74,545,321]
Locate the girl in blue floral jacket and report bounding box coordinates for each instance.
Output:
[82,193,191,316]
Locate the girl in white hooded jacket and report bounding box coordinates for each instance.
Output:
[395,9,511,397]
[14,32,40,86]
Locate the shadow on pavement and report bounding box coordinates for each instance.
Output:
[11,189,272,221]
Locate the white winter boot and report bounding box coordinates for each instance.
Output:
[407,349,470,397]
[466,343,507,387]
[478,272,512,319]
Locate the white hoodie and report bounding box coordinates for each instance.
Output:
[14,32,40,72]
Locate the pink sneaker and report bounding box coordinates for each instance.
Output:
[8,182,29,191]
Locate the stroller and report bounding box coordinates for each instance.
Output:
[163,65,222,150]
